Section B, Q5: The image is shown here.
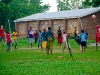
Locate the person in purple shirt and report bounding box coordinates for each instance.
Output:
[28,27,34,48]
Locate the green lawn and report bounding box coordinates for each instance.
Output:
[0,38,100,75]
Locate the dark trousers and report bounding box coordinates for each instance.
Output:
[7,42,11,50]
[35,38,38,44]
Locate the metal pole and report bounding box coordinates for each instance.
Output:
[67,37,74,61]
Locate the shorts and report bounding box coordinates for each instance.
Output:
[12,39,17,44]
[28,38,33,44]
[58,37,62,44]
[81,42,86,46]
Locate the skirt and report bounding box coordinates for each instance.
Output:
[47,38,53,49]
[58,36,62,44]
[42,41,47,48]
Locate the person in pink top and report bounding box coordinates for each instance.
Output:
[0,25,5,46]
[62,31,68,52]
[5,31,11,51]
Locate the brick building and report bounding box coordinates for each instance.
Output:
[14,7,100,39]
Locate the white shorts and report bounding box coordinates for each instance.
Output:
[28,38,33,44]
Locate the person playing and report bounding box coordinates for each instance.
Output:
[80,30,87,53]
[0,25,5,46]
[5,31,11,51]
[28,27,34,48]
[74,27,81,50]
[96,24,100,50]
[34,30,38,44]
[42,29,47,50]
[85,30,88,47]
[57,26,62,48]
[12,29,18,49]
[38,30,42,49]
[46,27,54,55]
[62,31,68,52]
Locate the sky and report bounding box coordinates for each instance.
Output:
[42,0,57,12]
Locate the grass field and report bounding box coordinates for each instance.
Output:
[0,38,100,75]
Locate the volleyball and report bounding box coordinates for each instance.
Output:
[92,15,96,19]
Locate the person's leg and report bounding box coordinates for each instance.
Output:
[63,42,66,52]
[96,42,98,50]
[7,43,9,51]
[3,37,6,45]
[47,49,49,55]
[15,43,17,49]
[35,38,36,44]
[82,46,83,53]
[12,40,14,46]
[80,45,82,50]
[30,38,33,48]
[9,43,11,50]
[7,43,11,51]
[0,37,2,46]
[60,43,61,48]
[31,43,32,48]
[36,38,37,44]
[28,38,30,47]
[84,46,86,52]
[50,49,52,55]
[38,44,39,48]
[84,42,86,52]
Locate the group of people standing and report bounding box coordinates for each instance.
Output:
[28,27,54,55]
[27,26,68,54]
[0,25,18,51]
[0,24,89,54]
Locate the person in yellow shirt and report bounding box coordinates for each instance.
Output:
[12,29,18,49]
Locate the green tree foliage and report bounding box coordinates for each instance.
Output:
[82,0,100,8]
[0,0,50,31]
[57,0,83,11]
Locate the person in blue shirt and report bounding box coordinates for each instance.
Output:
[46,27,54,55]
[28,27,34,48]
[42,29,47,42]
[41,29,47,51]
[80,29,87,52]
[38,30,42,49]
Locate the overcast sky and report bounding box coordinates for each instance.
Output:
[42,0,57,12]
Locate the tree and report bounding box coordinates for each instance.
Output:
[0,0,50,31]
[82,0,100,8]
[57,0,83,11]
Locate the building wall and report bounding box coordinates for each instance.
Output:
[15,11,100,40]
[15,22,28,38]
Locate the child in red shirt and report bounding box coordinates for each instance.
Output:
[5,31,11,51]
